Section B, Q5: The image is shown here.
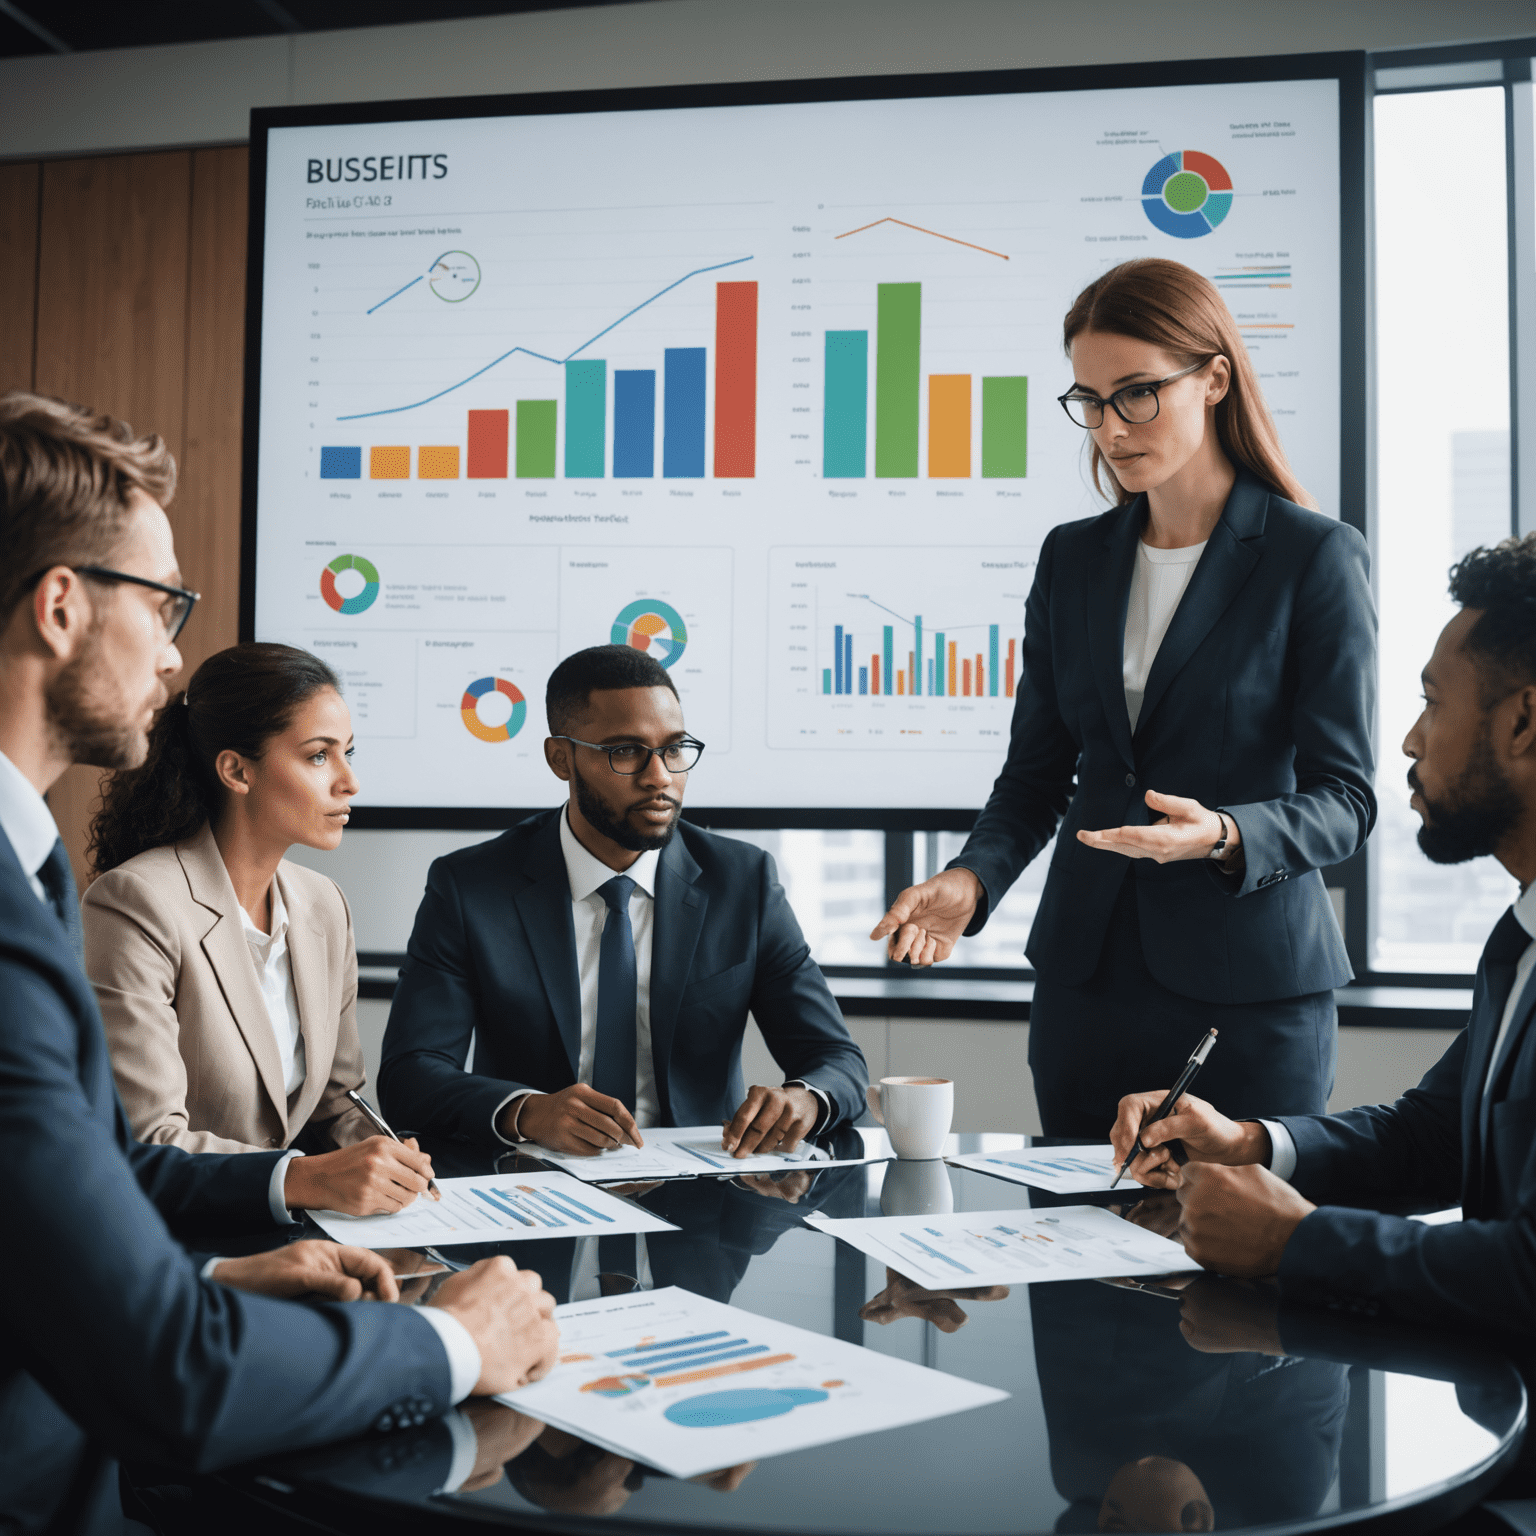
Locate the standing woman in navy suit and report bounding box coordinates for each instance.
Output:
[874,259,1376,1135]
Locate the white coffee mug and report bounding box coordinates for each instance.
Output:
[879,1155,955,1216]
[865,1076,954,1161]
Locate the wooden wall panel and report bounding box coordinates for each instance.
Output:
[176,145,249,676]
[34,152,193,885]
[0,162,39,392]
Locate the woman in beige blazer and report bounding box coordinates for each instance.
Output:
[84,642,436,1217]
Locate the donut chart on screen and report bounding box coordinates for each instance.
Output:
[1141,151,1233,238]
[320,553,379,615]
[612,599,687,669]
[460,675,527,742]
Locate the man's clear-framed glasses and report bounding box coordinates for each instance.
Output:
[25,565,200,640]
[555,735,706,775]
[1056,360,1208,430]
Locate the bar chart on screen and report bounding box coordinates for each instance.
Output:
[766,544,1036,749]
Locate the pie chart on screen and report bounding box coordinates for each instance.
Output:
[1141,151,1233,238]
[612,599,688,669]
[460,675,526,742]
[320,553,379,615]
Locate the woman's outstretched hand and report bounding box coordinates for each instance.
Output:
[869,867,983,966]
[1077,789,1241,865]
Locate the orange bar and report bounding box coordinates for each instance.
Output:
[976,654,984,696]
[370,446,410,479]
[947,641,957,695]
[897,670,905,696]
[871,656,880,694]
[418,445,460,479]
[654,1352,796,1388]
[1006,638,1017,698]
[714,281,758,477]
[928,374,971,478]
[962,658,971,696]
[467,410,509,478]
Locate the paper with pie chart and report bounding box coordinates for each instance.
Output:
[501,1286,1007,1478]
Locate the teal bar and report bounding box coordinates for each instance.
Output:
[823,668,832,695]
[882,626,893,695]
[824,331,868,477]
[565,360,606,477]
[989,625,999,697]
[914,616,923,696]
[935,631,946,697]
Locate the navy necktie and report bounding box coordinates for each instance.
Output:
[591,875,638,1112]
[38,838,83,962]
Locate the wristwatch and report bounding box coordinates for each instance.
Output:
[1206,810,1232,861]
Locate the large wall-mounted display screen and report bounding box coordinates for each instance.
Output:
[245,57,1360,822]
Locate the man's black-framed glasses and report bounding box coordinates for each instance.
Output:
[74,566,200,640]
[1056,361,1208,430]
[555,735,706,775]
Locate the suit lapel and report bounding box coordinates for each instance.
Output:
[514,815,583,1078]
[1086,503,1141,769]
[277,865,327,1126]
[649,834,708,1126]
[1463,909,1532,1210]
[177,826,290,1126]
[1134,474,1265,737]
[1476,962,1536,1174]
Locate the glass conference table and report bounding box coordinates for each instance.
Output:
[211,1133,1527,1536]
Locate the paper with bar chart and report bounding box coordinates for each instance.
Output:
[253,76,1339,808]
[501,1287,1007,1477]
[945,1145,1121,1194]
[307,1171,678,1249]
[804,1205,1199,1287]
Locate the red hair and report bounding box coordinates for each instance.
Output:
[1062,259,1316,510]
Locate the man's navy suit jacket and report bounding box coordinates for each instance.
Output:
[378,810,868,1150]
[952,469,1377,1004]
[0,827,450,1532]
[1276,910,1536,1334]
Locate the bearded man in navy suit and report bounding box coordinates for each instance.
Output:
[1109,535,1536,1335]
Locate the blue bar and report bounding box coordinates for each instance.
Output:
[663,347,706,477]
[610,1331,729,1359]
[935,632,946,697]
[989,624,1000,697]
[901,1231,974,1274]
[565,359,606,477]
[614,370,655,477]
[824,330,868,477]
[858,666,868,696]
[479,1188,555,1226]
[914,616,923,695]
[834,625,845,694]
[883,626,893,695]
[653,1344,771,1374]
[927,659,934,695]
[615,1338,752,1370]
[469,1188,526,1227]
[320,445,361,479]
[844,634,853,693]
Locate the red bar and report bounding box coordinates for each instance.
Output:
[1006,638,1017,698]
[962,659,971,696]
[714,282,757,477]
[467,409,509,478]
[976,654,984,697]
[871,656,880,694]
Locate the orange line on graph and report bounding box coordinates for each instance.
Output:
[834,217,1009,260]
[654,1352,795,1388]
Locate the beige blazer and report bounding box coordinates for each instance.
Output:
[82,822,374,1154]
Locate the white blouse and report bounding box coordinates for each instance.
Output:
[1122,538,1207,731]
[238,879,307,1097]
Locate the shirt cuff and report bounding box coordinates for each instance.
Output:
[200,1256,227,1281]
[1257,1119,1298,1182]
[437,1408,479,1493]
[492,1091,539,1146]
[268,1150,304,1224]
[418,1306,484,1404]
[786,1081,831,1136]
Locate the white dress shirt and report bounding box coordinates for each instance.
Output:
[498,807,827,1139]
[1123,538,1207,731]
[1263,880,1536,1183]
[0,749,61,906]
[238,881,308,1098]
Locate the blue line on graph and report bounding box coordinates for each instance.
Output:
[679,1143,731,1169]
[470,1188,530,1227]
[336,255,754,420]
[608,1331,728,1359]
[532,1184,615,1224]
[514,1185,587,1225]
[902,1231,974,1275]
[480,1188,553,1227]
[366,274,423,315]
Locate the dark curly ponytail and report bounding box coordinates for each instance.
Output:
[88,643,340,875]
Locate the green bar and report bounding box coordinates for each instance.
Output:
[981,377,1028,478]
[564,361,605,477]
[516,400,557,478]
[934,630,946,697]
[914,616,923,695]
[875,283,920,478]
[823,331,867,477]
[823,668,832,695]
[882,626,893,696]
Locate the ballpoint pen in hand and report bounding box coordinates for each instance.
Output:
[345,1088,441,1197]
[1109,1028,1219,1190]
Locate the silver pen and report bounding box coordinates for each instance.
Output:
[346,1088,441,1196]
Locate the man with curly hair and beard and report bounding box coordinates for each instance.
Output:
[1107,533,1536,1335]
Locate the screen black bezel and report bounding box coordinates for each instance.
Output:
[241,49,1368,832]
